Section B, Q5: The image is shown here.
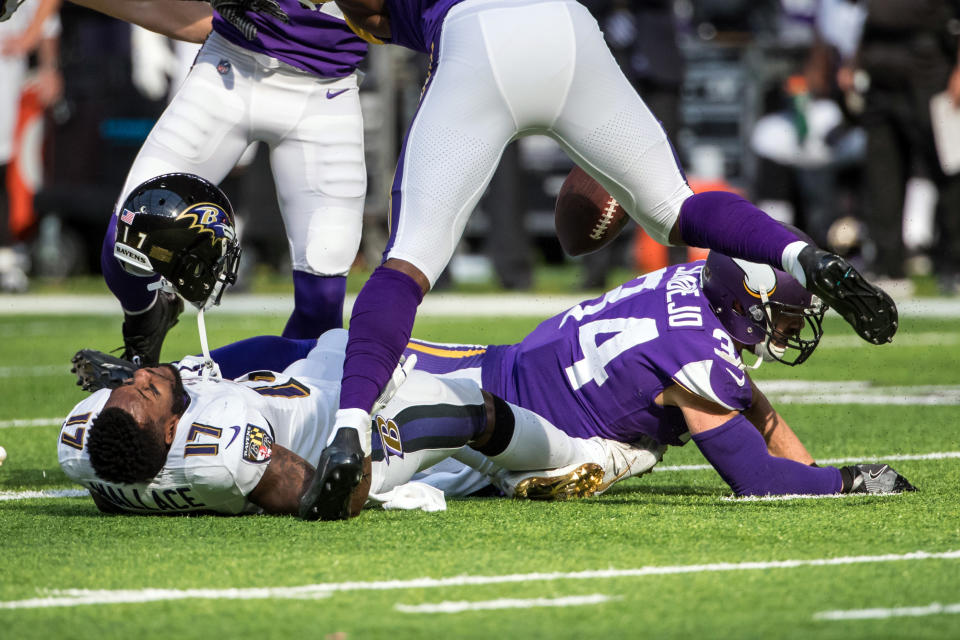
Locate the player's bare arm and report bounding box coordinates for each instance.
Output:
[248,444,315,515]
[741,380,815,465]
[250,444,372,517]
[71,0,213,43]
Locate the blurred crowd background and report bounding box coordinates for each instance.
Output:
[2,0,959,296]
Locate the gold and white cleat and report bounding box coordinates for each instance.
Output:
[589,435,666,490]
[511,463,605,501]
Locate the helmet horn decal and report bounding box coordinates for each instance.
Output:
[175,203,235,245]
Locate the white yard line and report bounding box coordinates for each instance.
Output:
[655,451,960,473]
[758,380,960,405]
[4,294,960,318]
[819,333,960,349]
[5,379,960,432]
[0,489,87,501]
[0,418,63,429]
[0,550,956,610]
[814,602,960,621]
[395,594,618,614]
[0,366,66,378]
[723,493,897,503]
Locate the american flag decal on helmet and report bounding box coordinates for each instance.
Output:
[120,209,136,225]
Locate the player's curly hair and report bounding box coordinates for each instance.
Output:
[87,407,167,484]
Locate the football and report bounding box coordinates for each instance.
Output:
[554,166,629,256]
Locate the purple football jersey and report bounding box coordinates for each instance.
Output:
[488,263,753,445]
[383,0,465,53]
[213,0,367,77]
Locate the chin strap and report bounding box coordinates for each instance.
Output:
[146,277,178,296]
[195,308,221,380]
[747,286,786,369]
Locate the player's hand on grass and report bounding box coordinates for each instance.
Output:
[841,463,917,494]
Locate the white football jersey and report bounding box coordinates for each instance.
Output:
[58,341,345,515]
[58,330,492,514]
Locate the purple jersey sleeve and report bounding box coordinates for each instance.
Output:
[493,263,753,446]
[212,0,367,77]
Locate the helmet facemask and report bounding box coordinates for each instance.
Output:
[703,251,827,370]
[746,289,825,366]
[167,239,242,311]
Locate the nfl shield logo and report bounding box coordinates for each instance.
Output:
[217,59,231,75]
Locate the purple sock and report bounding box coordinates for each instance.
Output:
[677,191,803,269]
[101,214,159,313]
[339,266,424,412]
[282,272,347,339]
[692,414,842,496]
[208,335,317,379]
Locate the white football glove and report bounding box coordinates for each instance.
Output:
[371,354,418,415]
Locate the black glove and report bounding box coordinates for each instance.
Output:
[207,0,290,41]
[840,464,917,494]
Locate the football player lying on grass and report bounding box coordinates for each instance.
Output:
[403,248,917,498]
[61,330,650,518]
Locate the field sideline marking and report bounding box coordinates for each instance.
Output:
[0,365,64,378]
[814,601,960,621]
[0,550,957,610]
[0,489,86,502]
[4,293,960,317]
[721,493,900,503]
[0,417,62,428]
[655,451,960,473]
[395,594,618,614]
[5,376,960,428]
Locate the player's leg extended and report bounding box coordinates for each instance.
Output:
[366,374,609,504]
[308,24,518,520]
[266,71,365,338]
[550,2,896,344]
[102,34,254,363]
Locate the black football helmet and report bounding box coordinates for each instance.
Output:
[113,173,241,309]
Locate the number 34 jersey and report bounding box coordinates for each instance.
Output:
[57,370,340,515]
[487,262,753,446]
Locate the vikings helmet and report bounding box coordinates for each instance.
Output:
[701,252,825,366]
[113,173,241,309]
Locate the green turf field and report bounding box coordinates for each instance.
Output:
[1,305,958,639]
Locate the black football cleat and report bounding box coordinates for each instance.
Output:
[841,464,917,494]
[71,349,137,392]
[298,428,365,521]
[121,290,184,366]
[798,247,898,345]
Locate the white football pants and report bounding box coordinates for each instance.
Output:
[387,0,694,285]
[117,31,366,276]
